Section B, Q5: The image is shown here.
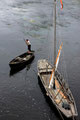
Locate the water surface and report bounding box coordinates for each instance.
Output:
[0,0,80,120]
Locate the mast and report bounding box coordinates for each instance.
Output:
[53,0,56,89]
[54,0,56,76]
[49,0,63,88]
[49,0,56,89]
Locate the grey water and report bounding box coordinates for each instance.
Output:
[0,0,80,120]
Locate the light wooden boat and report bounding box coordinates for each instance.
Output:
[37,0,78,119]
[37,59,78,118]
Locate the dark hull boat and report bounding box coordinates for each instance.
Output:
[9,51,34,69]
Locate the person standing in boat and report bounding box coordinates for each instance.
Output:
[25,39,31,52]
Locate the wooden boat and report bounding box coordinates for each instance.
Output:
[37,0,78,119]
[37,59,78,118]
[9,51,34,69]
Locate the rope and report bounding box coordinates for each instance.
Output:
[56,105,65,120]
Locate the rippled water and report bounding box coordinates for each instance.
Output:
[0,0,80,120]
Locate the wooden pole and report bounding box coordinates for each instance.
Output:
[54,0,56,74]
[53,0,56,89]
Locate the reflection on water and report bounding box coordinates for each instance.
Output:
[9,63,31,76]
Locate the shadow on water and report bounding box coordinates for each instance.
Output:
[9,57,35,76]
[38,77,77,120]
[9,64,29,76]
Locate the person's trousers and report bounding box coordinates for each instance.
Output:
[28,45,31,51]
